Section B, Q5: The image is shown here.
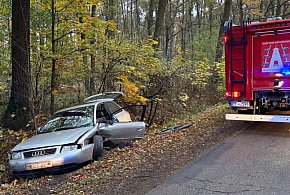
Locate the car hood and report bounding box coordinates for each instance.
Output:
[12,126,94,151]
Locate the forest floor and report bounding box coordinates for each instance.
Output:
[0,105,245,195]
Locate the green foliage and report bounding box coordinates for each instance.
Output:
[0,0,228,126]
[215,61,226,94]
[192,29,219,62]
[192,60,212,89]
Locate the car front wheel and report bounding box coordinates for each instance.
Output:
[93,135,103,160]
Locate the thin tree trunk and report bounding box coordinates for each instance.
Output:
[165,0,171,59]
[50,0,56,114]
[147,0,154,36]
[106,0,115,38]
[120,0,126,36]
[130,0,134,39]
[239,0,243,25]
[276,0,281,16]
[135,0,140,36]
[209,2,213,35]
[259,0,264,17]
[196,0,201,34]
[89,5,97,95]
[181,0,186,56]
[215,0,232,62]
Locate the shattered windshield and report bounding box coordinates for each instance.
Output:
[39,106,94,134]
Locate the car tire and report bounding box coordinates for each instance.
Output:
[93,135,103,160]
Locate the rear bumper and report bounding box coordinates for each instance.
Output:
[226,114,290,123]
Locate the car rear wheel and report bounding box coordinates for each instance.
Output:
[93,135,103,160]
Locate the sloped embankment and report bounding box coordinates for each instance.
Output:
[0,105,245,195]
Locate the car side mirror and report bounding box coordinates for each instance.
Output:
[106,120,113,125]
[99,118,113,125]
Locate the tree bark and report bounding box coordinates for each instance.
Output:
[239,0,243,25]
[153,0,168,48]
[196,0,201,34]
[105,0,115,38]
[147,0,154,36]
[2,0,31,130]
[89,5,97,95]
[50,0,56,114]
[215,0,232,62]
[276,0,281,16]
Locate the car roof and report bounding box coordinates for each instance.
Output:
[55,99,113,114]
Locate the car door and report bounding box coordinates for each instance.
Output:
[98,102,146,141]
[99,121,146,141]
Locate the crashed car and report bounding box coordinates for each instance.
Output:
[9,92,146,176]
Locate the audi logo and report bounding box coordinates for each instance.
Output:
[31,150,46,157]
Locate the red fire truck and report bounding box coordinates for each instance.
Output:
[224,17,290,122]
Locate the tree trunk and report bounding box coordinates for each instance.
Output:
[181,0,186,56]
[209,2,214,35]
[2,0,31,130]
[215,0,232,62]
[276,0,281,16]
[50,0,56,114]
[105,0,115,38]
[153,0,168,48]
[147,0,154,36]
[90,5,97,95]
[196,0,201,34]
[135,0,140,36]
[239,0,243,25]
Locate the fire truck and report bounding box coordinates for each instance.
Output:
[224,17,290,122]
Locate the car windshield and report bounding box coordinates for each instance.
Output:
[39,106,94,134]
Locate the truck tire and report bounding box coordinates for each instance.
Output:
[92,135,103,160]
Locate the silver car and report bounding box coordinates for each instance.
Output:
[9,92,146,177]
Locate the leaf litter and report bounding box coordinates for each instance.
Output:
[0,105,243,195]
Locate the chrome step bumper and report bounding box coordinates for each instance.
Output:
[226,114,290,123]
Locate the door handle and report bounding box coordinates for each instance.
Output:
[136,128,143,132]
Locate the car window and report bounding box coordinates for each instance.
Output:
[104,101,122,114]
[96,103,109,119]
[39,106,94,134]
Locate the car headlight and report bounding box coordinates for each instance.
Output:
[61,145,78,153]
[11,152,22,160]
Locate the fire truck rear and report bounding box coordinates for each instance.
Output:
[224,17,290,122]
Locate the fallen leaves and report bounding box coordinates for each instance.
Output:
[0,104,236,195]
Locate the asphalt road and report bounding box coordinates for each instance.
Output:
[147,122,290,195]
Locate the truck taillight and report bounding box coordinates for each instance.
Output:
[224,36,228,43]
[226,91,241,98]
[233,91,241,98]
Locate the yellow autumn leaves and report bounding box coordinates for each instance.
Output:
[117,75,148,104]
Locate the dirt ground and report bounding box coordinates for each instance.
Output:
[0,105,245,195]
